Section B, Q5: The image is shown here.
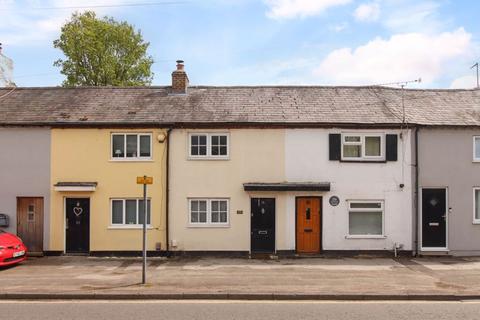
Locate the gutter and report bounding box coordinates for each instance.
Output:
[165,127,173,256]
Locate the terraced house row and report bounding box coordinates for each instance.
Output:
[1,62,480,257]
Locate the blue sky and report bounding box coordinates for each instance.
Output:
[1,0,480,88]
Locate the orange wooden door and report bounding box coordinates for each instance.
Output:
[296,197,321,253]
[17,197,44,253]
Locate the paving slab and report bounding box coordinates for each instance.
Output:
[1,256,480,300]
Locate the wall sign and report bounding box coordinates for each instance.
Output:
[329,196,340,207]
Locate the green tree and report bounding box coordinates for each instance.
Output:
[54,11,154,86]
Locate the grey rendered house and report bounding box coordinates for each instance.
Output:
[0,127,51,254]
[415,89,480,255]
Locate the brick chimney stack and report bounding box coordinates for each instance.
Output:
[171,60,189,94]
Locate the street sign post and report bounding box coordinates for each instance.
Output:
[137,175,153,284]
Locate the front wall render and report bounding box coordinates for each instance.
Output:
[169,128,414,253]
[50,128,167,252]
[285,129,414,251]
[169,129,286,252]
[418,128,480,255]
[0,128,51,250]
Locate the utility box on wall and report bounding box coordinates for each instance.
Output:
[0,214,9,227]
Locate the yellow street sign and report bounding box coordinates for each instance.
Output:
[137,176,153,185]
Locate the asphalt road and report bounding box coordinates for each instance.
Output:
[3,300,480,320]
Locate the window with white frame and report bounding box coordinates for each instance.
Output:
[111,133,152,160]
[342,133,384,161]
[473,136,480,162]
[111,199,151,225]
[474,188,480,223]
[348,201,384,236]
[189,133,229,158]
[189,198,229,226]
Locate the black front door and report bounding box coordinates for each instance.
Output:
[422,188,447,248]
[66,198,90,253]
[251,198,275,253]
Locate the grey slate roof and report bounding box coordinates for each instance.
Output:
[0,86,479,126]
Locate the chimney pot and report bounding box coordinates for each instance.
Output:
[171,59,189,94]
[176,60,184,70]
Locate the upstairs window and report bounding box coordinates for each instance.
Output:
[112,133,152,160]
[189,133,229,159]
[341,134,384,161]
[473,136,480,162]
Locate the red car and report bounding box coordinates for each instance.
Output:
[0,230,27,267]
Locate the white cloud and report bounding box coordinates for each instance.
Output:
[354,2,380,22]
[0,0,126,47]
[329,22,348,32]
[314,28,473,85]
[450,75,478,89]
[264,0,352,19]
[381,1,444,33]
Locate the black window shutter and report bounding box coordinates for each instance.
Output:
[386,134,398,161]
[329,134,341,161]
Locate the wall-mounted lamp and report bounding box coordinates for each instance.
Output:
[157,132,167,143]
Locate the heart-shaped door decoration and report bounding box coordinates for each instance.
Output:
[73,206,83,217]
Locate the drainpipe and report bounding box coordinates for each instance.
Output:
[165,127,173,256]
[414,127,419,256]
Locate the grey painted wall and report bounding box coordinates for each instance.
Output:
[418,128,480,255]
[0,128,50,250]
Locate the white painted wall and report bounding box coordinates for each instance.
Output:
[285,129,414,251]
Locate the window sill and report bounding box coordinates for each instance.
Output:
[473,221,480,225]
[340,159,386,163]
[108,225,153,230]
[187,157,230,161]
[109,159,154,163]
[345,235,386,239]
[187,224,230,228]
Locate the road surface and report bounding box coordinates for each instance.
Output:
[3,300,480,320]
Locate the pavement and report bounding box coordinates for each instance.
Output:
[2,256,480,300]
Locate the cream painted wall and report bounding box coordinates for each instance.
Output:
[285,129,414,251]
[50,128,167,252]
[169,129,286,251]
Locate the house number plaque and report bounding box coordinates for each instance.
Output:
[329,196,340,207]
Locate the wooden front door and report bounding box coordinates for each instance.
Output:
[17,197,44,253]
[296,197,321,253]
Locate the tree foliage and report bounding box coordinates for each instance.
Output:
[54,11,154,86]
